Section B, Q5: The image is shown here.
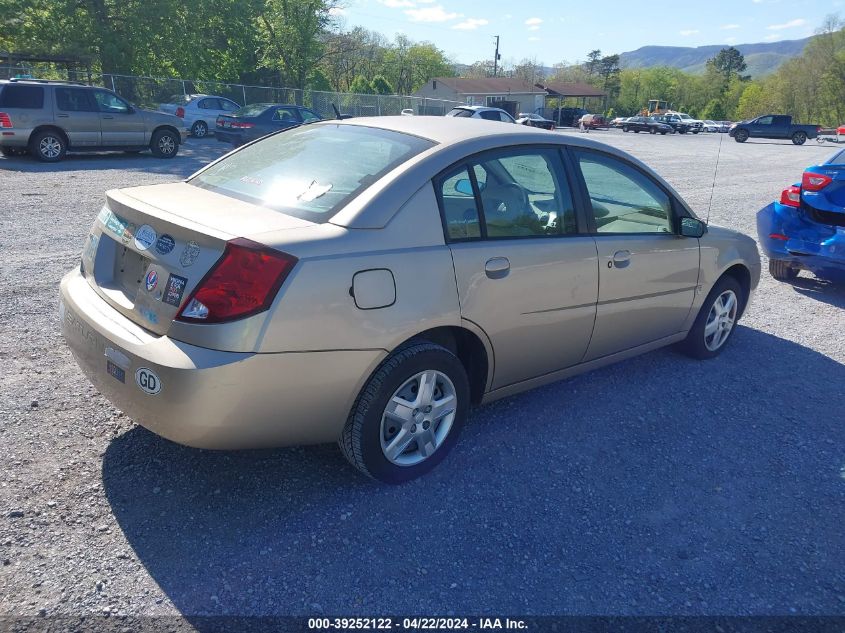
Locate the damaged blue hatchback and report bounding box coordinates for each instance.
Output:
[757,148,845,281]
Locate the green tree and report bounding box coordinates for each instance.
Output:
[585,49,602,77]
[701,99,727,120]
[371,75,394,95]
[709,46,748,84]
[349,74,374,94]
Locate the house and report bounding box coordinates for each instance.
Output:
[413,77,548,116]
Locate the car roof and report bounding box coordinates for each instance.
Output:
[452,105,506,112]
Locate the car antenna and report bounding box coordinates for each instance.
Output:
[332,103,342,119]
[705,132,725,225]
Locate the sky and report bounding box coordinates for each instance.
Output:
[329,0,838,65]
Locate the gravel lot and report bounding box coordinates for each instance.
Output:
[1,129,843,620]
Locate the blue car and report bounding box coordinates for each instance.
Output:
[757,148,845,280]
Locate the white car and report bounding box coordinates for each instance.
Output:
[159,94,241,138]
[446,105,516,123]
[702,120,720,132]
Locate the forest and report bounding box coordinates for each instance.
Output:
[2,0,844,125]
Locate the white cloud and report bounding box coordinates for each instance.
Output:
[380,0,415,7]
[528,36,541,41]
[767,18,805,29]
[752,0,763,4]
[525,17,542,26]
[417,0,437,3]
[452,17,488,30]
[679,29,699,36]
[720,23,740,29]
[405,4,460,21]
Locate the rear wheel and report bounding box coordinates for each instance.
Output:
[679,276,744,360]
[791,131,807,145]
[734,129,749,143]
[191,120,208,138]
[622,126,629,133]
[150,129,179,158]
[769,258,799,281]
[30,130,66,162]
[339,342,470,483]
[660,131,667,135]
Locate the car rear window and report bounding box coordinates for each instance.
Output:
[447,108,474,118]
[235,104,273,117]
[0,85,45,109]
[189,124,435,222]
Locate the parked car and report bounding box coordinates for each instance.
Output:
[578,114,609,130]
[516,112,555,130]
[0,79,187,162]
[717,121,733,133]
[757,148,845,280]
[446,105,515,123]
[654,112,703,134]
[621,116,674,135]
[730,114,820,145]
[159,94,241,138]
[552,106,590,127]
[400,108,415,116]
[215,103,322,147]
[702,120,720,132]
[609,116,629,128]
[60,117,760,483]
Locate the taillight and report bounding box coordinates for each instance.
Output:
[780,185,801,208]
[176,238,297,324]
[216,117,223,127]
[0,112,12,128]
[801,171,832,191]
[175,106,185,118]
[231,121,254,129]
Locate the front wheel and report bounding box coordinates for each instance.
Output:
[150,129,179,158]
[769,259,799,281]
[678,276,744,360]
[339,342,470,483]
[622,126,629,132]
[734,129,749,143]
[792,131,807,145]
[649,128,656,134]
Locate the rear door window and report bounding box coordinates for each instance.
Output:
[220,99,240,112]
[0,85,45,109]
[272,107,300,122]
[55,87,97,112]
[199,98,221,110]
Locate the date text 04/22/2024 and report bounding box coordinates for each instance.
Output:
[307,618,528,630]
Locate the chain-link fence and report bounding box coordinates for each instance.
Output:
[0,65,463,117]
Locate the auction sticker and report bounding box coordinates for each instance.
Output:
[135,367,162,395]
[106,360,126,384]
[155,234,175,255]
[134,224,157,251]
[162,274,188,307]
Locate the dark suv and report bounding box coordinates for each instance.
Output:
[0,79,188,162]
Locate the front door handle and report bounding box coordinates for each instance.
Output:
[102,115,114,119]
[485,257,510,279]
[57,113,69,118]
[611,250,631,268]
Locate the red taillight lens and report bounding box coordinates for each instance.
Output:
[780,185,801,208]
[175,106,185,118]
[176,238,297,324]
[0,112,12,128]
[801,171,832,191]
[231,121,254,129]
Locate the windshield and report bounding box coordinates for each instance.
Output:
[678,114,692,120]
[190,124,435,223]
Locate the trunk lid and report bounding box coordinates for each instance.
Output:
[82,182,313,335]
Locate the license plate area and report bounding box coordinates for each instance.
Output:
[113,243,150,299]
[106,360,126,383]
[92,234,150,309]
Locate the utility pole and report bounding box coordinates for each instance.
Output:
[493,36,500,77]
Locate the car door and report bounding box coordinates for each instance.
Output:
[571,148,700,362]
[438,146,599,389]
[771,115,791,139]
[92,90,146,145]
[749,115,773,138]
[271,106,302,130]
[53,87,101,147]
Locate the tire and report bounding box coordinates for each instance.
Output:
[660,131,667,135]
[734,129,749,143]
[0,146,27,157]
[769,258,799,281]
[678,276,744,360]
[634,129,640,133]
[29,129,66,162]
[191,120,208,138]
[693,130,700,134]
[622,126,629,133]
[150,129,179,158]
[339,342,470,484]
[791,131,807,145]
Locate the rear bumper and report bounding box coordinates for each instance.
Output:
[756,202,845,274]
[215,129,244,145]
[60,269,384,449]
[0,130,31,147]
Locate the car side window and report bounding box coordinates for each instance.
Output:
[220,100,239,112]
[757,116,773,125]
[55,87,96,112]
[300,109,320,122]
[93,91,129,114]
[479,111,499,121]
[198,98,216,109]
[438,166,481,241]
[575,150,673,234]
[273,108,299,122]
[0,85,44,109]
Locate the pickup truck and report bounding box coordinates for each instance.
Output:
[729,114,820,145]
[654,112,704,134]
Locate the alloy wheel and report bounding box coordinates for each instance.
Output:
[380,370,457,467]
[158,135,176,155]
[39,136,62,159]
[704,290,737,352]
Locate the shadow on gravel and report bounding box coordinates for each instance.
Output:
[102,326,845,619]
[787,275,845,310]
[0,140,227,177]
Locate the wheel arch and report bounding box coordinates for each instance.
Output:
[151,124,181,143]
[718,263,752,318]
[30,125,69,148]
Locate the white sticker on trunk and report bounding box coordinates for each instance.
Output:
[135,367,162,395]
[134,225,157,251]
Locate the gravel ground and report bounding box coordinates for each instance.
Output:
[1,130,843,620]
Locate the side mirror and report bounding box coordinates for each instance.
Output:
[126,105,135,114]
[679,216,706,238]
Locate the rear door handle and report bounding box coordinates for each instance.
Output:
[485,257,510,279]
[611,250,631,268]
[57,113,69,118]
